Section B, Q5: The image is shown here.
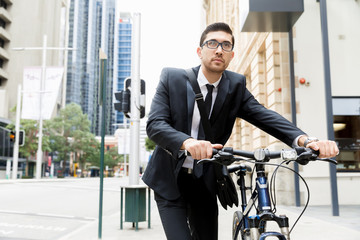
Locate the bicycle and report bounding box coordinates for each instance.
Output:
[198,147,337,240]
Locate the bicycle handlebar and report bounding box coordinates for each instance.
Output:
[198,147,337,166]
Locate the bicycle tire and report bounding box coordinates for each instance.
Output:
[232,211,249,240]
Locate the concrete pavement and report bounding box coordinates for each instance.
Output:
[2,177,358,239]
[59,189,360,240]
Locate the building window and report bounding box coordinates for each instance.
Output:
[333,97,360,172]
[0,19,6,28]
[0,0,7,9]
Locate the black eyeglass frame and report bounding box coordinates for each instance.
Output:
[201,40,234,52]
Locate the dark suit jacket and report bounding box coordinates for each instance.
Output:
[142,66,306,200]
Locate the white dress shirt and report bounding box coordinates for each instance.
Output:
[182,68,221,169]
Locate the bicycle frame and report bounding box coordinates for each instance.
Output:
[198,147,336,240]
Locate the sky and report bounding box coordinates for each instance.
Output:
[116,0,206,112]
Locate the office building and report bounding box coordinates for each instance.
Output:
[114,12,132,126]
[203,0,360,205]
[66,0,116,135]
[0,0,69,178]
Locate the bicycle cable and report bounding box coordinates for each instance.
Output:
[240,159,311,233]
[267,160,311,233]
[269,159,292,214]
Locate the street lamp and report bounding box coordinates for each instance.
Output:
[12,35,76,179]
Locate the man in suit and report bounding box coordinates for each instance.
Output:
[142,22,338,240]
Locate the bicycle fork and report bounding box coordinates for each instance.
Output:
[248,172,291,240]
[248,213,290,240]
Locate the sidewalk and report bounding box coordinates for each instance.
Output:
[60,191,360,240]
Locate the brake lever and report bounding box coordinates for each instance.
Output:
[295,152,311,165]
[316,158,338,165]
[197,158,216,165]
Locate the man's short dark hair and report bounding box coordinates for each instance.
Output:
[199,22,235,47]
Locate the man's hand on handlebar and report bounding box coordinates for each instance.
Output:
[181,138,223,160]
[306,140,339,159]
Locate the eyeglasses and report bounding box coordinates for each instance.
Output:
[201,40,233,52]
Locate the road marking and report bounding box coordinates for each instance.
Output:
[0,210,95,221]
[0,222,66,232]
[0,230,14,235]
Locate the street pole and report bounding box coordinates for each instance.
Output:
[12,85,22,179]
[98,48,107,240]
[129,13,141,185]
[288,29,301,207]
[35,35,47,179]
[123,120,128,176]
[12,35,76,179]
[318,0,339,216]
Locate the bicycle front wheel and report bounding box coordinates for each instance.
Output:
[232,211,249,240]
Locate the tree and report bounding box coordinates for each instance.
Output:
[88,146,123,169]
[145,137,156,152]
[72,131,99,176]
[46,103,92,176]
[7,107,50,177]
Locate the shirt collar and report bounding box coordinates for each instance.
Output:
[198,67,221,88]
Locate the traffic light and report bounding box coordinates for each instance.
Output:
[19,130,25,146]
[114,77,146,119]
[9,130,25,146]
[114,90,131,118]
[9,131,15,142]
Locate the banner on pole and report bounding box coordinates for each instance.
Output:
[21,67,64,120]
[115,128,130,154]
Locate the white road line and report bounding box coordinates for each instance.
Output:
[0,210,96,221]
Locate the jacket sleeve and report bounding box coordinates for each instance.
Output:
[238,83,306,147]
[146,68,190,158]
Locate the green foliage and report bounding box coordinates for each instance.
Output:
[145,137,156,151]
[7,118,50,177]
[8,103,126,177]
[45,103,97,175]
[88,146,124,169]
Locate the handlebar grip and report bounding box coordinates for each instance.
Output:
[310,148,320,156]
[295,147,337,165]
[212,148,219,155]
[184,148,222,157]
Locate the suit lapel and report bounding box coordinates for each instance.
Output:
[210,71,229,124]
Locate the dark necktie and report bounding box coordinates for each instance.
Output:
[197,84,214,140]
[204,84,214,117]
[194,84,214,178]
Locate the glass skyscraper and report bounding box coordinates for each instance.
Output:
[66,0,116,135]
[115,13,132,126]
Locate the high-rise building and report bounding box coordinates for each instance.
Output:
[66,0,116,135]
[0,0,12,109]
[67,0,96,121]
[1,0,68,119]
[115,12,132,126]
[0,0,69,178]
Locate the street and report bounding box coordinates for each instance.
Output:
[0,177,235,240]
[1,177,360,240]
[0,178,125,240]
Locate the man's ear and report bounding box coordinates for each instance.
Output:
[197,47,202,59]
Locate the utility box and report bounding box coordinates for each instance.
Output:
[120,185,151,230]
[239,0,304,32]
